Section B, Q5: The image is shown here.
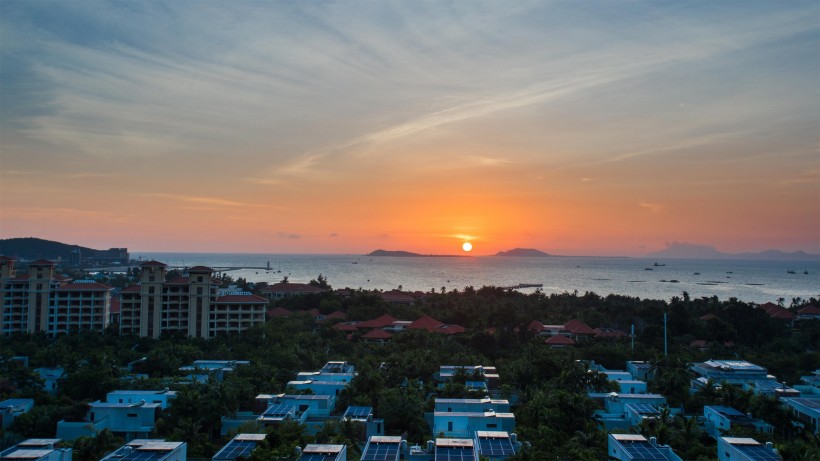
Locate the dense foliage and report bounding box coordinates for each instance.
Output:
[1,285,818,460]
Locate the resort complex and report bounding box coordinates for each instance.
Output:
[0,256,818,460]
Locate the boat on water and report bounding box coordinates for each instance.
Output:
[654,262,665,267]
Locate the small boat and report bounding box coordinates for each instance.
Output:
[654,262,665,267]
[645,268,653,271]
[693,272,700,275]
[787,270,796,274]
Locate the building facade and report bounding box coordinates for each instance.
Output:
[1,257,115,336]
[120,262,268,338]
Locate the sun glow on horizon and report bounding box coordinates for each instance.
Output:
[462,241,473,252]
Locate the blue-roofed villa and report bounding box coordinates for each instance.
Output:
[0,439,71,461]
[717,437,781,461]
[100,439,186,461]
[474,431,520,460]
[607,434,682,461]
[298,443,346,461]
[703,406,773,439]
[342,406,384,441]
[780,397,820,435]
[432,398,515,438]
[0,398,34,429]
[360,436,403,461]
[212,433,266,461]
[591,393,672,430]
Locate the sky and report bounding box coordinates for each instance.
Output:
[1,1,818,256]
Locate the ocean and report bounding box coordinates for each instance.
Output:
[131,253,820,304]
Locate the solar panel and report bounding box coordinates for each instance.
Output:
[298,454,336,461]
[477,436,515,457]
[263,404,295,418]
[626,403,661,415]
[735,444,781,461]
[118,449,170,461]
[793,398,820,409]
[361,441,400,461]
[213,440,258,461]
[344,406,372,420]
[435,446,476,461]
[622,441,667,460]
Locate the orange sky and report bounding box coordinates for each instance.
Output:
[1,2,818,256]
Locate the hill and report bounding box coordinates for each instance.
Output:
[0,237,97,261]
[495,248,551,257]
[647,242,819,261]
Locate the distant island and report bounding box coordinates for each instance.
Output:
[647,242,819,261]
[366,249,464,257]
[495,248,551,257]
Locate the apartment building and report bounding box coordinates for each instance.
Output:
[1,257,114,336]
[119,262,268,338]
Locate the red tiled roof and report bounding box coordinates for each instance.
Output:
[55,281,113,291]
[700,313,718,321]
[215,294,268,303]
[333,322,359,331]
[434,324,465,335]
[690,339,708,348]
[140,260,167,267]
[267,307,292,317]
[308,308,321,317]
[527,320,546,332]
[545,335,575,345]
[362,329,393,340]
[408,315,445,330]
[798,305,820,315]
[563,319,596,335]
[188,266,213,273]
[29,259,56,266]
[121,285,141,293]
[325,311,346,320]
[53,274,71,282]
[0,256,16,262]
[358,313,398,329]
[760,303,795,320]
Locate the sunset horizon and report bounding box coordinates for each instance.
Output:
[2,1,818,259]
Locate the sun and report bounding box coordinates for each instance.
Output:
[462,241,473,252]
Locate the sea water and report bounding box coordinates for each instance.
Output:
[132,253,819,304]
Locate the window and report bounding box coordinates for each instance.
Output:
[448,421,453,432]
[127,413,138,418]
[487,423,497,428]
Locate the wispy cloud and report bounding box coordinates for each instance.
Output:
[141,193,269,209]
[639,202,665,214]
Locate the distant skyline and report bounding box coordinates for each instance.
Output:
[1,1,818,257]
